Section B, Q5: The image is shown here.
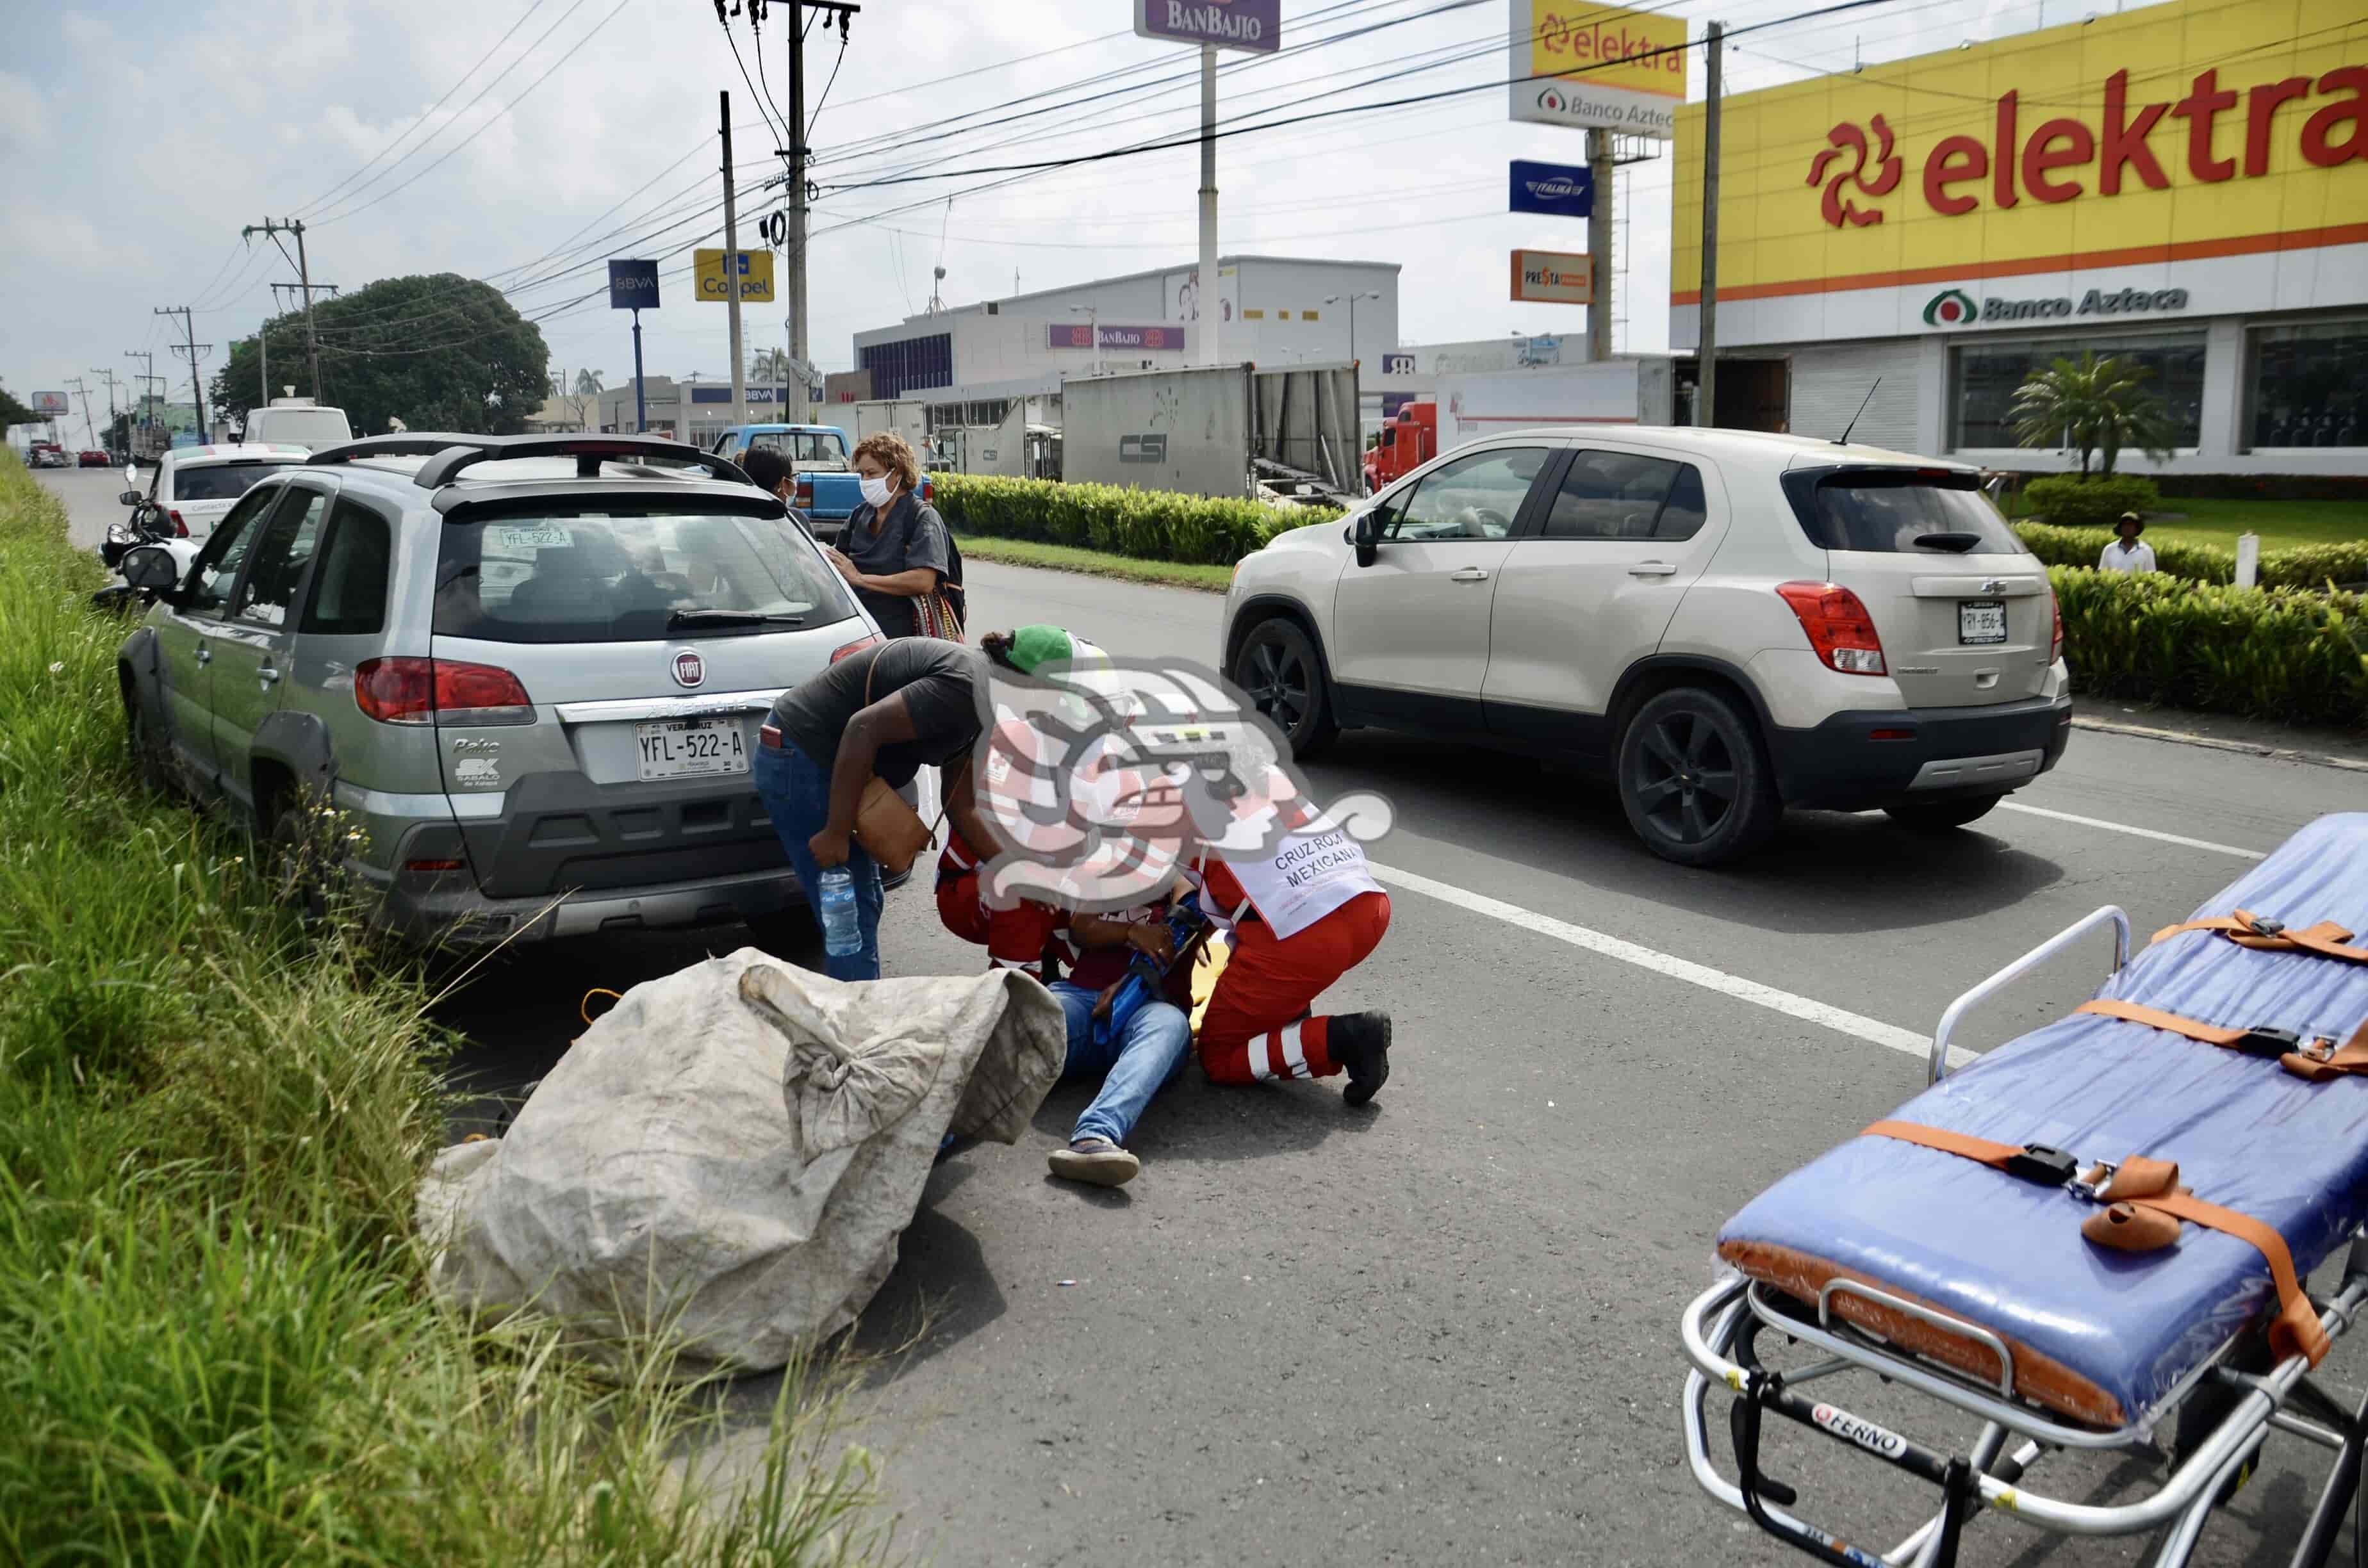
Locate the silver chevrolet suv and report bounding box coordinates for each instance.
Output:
[115,433,890,949]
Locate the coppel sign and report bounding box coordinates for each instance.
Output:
[608,259,660,310]
[1135,0,1279,54]
[693,249,776,304]
[1509,159,1594,218]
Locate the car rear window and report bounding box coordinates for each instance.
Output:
[432,505,856,644]
[1781,468,2028,555]
[747,430,847,468]
[172,462,287,502]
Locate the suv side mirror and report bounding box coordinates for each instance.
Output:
[120,545,182,594]
[1352,510,1383,568]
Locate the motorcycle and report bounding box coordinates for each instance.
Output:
[94,464,194,614]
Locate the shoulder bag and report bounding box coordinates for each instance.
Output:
[848,654,942,878]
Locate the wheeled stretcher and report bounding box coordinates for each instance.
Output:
[1681,812,2368,1567]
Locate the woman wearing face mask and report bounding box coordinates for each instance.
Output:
[825,431,957,640]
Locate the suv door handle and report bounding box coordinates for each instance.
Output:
[1450,567,1491,583]
[1627,561,1679,578]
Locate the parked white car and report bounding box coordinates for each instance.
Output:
[133,444,313,539]
[1221,427,2071,865]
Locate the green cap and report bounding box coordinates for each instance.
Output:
[1006,624,1078,675]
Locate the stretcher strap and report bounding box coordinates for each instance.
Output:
[2153,909,2368,965]
[1862,1120,2328,1370]
[2075,999,2368,1082]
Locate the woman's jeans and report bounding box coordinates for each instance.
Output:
[753,740,884,981]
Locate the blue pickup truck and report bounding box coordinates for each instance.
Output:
[708,423,933,544]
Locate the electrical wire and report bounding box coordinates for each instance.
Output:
[723,4,792,150]
[805,24,846,139]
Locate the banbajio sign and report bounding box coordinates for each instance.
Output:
[1135,0,1279,54]
[1670,0,2367,339]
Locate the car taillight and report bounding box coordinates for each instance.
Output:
[2051,598,2064,662]
[354,657,534,726]
[169,509,188,537]
[1776,582,1887,676]
[919,475,934,502]
[794,475,814,506]
[830,634,882,663]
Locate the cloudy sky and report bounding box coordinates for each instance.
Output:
[4,0,2038,429]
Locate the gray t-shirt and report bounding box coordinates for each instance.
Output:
[768,639,985,787]
[844,490,950,640]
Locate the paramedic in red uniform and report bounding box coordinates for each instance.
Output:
[1187,792,1394,1106]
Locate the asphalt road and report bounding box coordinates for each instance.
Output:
[43,464,2366,1564]
[44,464,133,552]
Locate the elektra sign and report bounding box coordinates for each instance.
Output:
[1923,284,2194,329]
[1135,0,1279,54]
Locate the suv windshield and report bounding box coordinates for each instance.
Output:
[433,506,857,644]
[173,462,288,502]
[1782,468,2028,555]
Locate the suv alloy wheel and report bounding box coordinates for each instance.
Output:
[1232,617,1338,758]
[1615,687,1782,867]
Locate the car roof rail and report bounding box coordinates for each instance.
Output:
[306,434,485,466]
[412,434,751,489]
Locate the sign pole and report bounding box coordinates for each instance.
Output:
[1586,130,1613,361]
[1697,20,1723,427]
[721,91,747,430]
[1199,44,1221,368]
[632,309,648,434]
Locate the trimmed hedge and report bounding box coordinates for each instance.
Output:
[2051,565,2368,728]
[932,473,1338,567]
[2023,473,2161,528]
[2014,521,2368,591]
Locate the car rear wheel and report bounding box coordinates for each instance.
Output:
[1883,794,2006,833]
[1615,688,1781,867]
[265,790,337,927]
[125,696,174,797]
[1233,617,1337,759]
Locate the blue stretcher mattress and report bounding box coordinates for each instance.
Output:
[1719,812,2368,1431]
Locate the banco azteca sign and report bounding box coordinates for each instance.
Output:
[1923,284,2195,329]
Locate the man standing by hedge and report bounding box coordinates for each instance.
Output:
[2098,512,2158,575]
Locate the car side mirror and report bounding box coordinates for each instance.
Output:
[120,545,183,594]
[1352,510,1382,568]
[119,489,145,507]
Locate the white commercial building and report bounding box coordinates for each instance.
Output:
[844,254,1401,430]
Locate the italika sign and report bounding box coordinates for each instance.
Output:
[1923,284,2194,329]
[1808,66,2368,228]
[1134,0,1279,54]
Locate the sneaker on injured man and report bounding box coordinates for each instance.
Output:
[1329,1011,1392,1107]
[1049,1136,1140,1188]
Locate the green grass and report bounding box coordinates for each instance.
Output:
[957,532,1236,592]
[2002,491,2368,552]
[0,450,898,1566]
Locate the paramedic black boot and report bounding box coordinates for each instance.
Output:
[1331,1011,1392,1107]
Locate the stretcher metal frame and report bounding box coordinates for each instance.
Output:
[1680,905,2368,1567]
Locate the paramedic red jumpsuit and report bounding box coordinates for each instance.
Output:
[1189,845,1390,1086]
[935,827,1062,978]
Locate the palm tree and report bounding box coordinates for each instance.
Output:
[748,347,790,384]
[574,369,604,396]
[2010,352,2178,476]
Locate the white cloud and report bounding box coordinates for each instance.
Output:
[0,72,45,149]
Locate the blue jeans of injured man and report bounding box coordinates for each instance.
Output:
[753,740,884,983]
[1050,981,1191,1147]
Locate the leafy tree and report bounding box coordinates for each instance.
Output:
[2010,351,2178,477]
[575,368,604,395]
[0,382,36,427]
[213,274,549,437]
[748,347,790,384]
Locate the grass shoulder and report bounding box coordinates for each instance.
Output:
[957,532,1234,592]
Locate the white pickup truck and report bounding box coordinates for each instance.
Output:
[239,396,353,450]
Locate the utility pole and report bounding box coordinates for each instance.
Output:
[721,91,748,430]
[65,377,96,450]
[124,350,160,454]
[780,2,858,424]
[1199,44,1221,368]
[90,366,122,452]
[264,279,340,405]
[1697,20,1725,427]
[1586,129,1615,363]
[242,218,324,400]
[155,306,210,439]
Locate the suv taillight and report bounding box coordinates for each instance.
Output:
[830,634,882,663]
[355,657,534,726]
[1776,582,1887,676]
[2051,598,2064,662]
[794,474,814,507]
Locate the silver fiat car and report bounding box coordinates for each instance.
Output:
[115,433,891,950]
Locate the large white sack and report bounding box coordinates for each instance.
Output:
[417,949,1065,1373]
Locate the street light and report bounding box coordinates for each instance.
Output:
[1068,304,1100,379]
[1324,290,1381,364]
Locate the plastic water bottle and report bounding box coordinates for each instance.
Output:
[816,866,861,957]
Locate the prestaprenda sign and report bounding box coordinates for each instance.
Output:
[608,259,660,310]
[1135,0,1279,54]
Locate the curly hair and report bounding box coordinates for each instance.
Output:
[850,430,921,493]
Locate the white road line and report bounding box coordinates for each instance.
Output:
[1995,802,2266,861]
[1367,861,1970,1067]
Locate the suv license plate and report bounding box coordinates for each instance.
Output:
[1959,600,2007,645]
[636,718,749,781]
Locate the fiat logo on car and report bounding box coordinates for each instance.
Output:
[671,649,705,689]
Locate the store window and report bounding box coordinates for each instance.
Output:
[2246,320,2367,450]
[859,333,953,400]
[1950,333,2206,452]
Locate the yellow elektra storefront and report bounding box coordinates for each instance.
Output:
[1668,0,2367,476]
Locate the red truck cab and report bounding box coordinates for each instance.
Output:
[1363,398,1437,492]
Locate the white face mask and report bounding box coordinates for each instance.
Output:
[858,475,893,509]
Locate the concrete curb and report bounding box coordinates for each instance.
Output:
[2071,714,2368,774]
